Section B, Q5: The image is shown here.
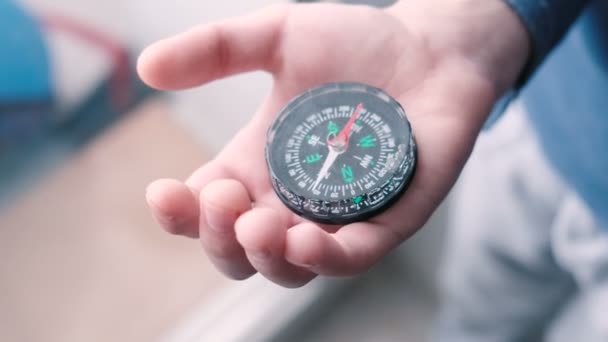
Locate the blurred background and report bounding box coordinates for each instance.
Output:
[0,0,447,341]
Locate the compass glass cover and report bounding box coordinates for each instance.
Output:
[266,82,416,224]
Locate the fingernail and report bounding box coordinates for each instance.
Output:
[287,258,318,268]
[248,249,272,261]
[204,204,235,233]
[146,198,179,226]
[159,214,183,227]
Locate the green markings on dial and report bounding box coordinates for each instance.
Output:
[341,165,354,183]
[353,195,363,204]
[304,153,322,164]
[359,135,376,148]
[328,121,339,135]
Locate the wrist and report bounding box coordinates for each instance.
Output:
[386,0,531,95]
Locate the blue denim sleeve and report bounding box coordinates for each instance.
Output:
[483,0,589,128]
[504,0,589,83]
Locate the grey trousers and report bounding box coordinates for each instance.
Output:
[436,102,608,342]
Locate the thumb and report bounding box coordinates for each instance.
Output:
[137,5,288,90]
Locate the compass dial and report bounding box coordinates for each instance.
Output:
[266,82,416,224]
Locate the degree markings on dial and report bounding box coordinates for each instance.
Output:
[363,175,374,185]
[378,137,392,146]
[360,116,372,127]
[338,105,351,117]
[286,105,398,198]
[371,119,382,126]
[371,122,387,136]
[306,179,317,192]
[295,172,306,181]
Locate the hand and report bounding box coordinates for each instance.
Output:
[138,1,529,287]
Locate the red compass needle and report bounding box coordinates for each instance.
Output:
[330,103,363,145]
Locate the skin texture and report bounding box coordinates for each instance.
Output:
[138,0,530,287]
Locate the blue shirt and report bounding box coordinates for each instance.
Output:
[504,0,608,227]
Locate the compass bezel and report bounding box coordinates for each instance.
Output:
[265,82,417,224]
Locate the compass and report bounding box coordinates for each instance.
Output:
[265,82,416,224]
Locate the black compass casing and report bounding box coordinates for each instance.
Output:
[265,82,416,224]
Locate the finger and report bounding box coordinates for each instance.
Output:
[145,160,234,238]
[285,221,403,276]
[185,159,234,194]
[137,5,288,90]
[235,207,315,288]
[200,179,256,279]
[146,179,199,238]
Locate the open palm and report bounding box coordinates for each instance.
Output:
[139,2,525,287]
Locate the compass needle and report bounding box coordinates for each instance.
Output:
[313,149,339,189]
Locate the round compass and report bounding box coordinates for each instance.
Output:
[265,82,416,224]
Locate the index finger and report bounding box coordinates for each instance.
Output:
[137,5,288,90]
